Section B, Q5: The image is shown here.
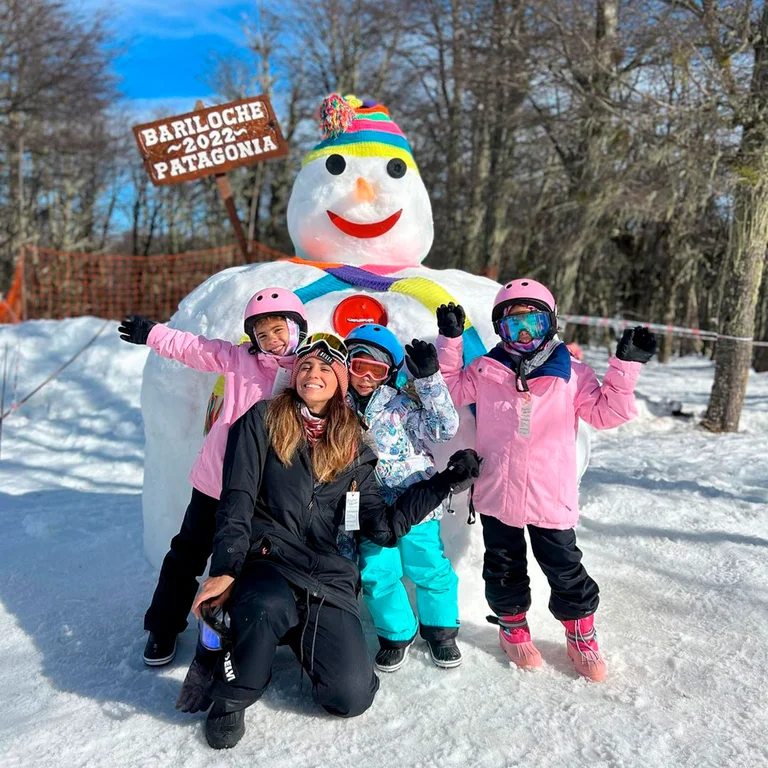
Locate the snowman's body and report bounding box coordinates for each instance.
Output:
[140,95,589,572]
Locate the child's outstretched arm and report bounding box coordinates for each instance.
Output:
[403,339,459,443]
[574,326,657,429]
[435,303,480,407]
[119,315,242,375]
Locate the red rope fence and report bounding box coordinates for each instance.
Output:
[0,243,288,323]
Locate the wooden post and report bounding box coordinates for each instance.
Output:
[215,173,250,262]
[193,101,250,263]
[20,246,29,322]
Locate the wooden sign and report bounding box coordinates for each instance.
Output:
[132,96,288,186]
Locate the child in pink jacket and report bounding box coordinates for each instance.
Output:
[435,279,656,681]
[118,288,307,667]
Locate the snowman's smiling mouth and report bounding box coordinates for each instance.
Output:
[327,210,403,239]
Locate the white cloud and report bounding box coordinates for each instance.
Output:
[75,0,247,45]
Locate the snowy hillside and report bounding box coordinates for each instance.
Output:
[1,317,767,768]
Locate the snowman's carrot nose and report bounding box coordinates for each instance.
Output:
[355,177,376,203]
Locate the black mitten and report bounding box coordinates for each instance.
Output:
[616,326,657,364]
[118,315,157,345]
[405,339,439,379]
[436,303,466,339]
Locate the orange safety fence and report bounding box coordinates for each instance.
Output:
[0,242,290,323]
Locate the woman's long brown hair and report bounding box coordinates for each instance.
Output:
[266,389,361,482]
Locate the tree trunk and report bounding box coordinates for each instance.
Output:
[702,4,768,432]
[702,184,768,430]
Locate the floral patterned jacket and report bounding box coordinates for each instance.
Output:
[357,371,460,525]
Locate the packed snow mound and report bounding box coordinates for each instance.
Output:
[140,260,497,569]
[3,317,768,767]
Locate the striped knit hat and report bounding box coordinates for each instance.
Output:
[302,94,418,174]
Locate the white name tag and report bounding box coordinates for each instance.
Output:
[345,492,360,531]
[271,366,292,397]
[519,397,532,439]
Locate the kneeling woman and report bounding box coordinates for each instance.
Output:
[191,333,479,749]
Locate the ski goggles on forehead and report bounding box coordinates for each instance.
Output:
[349,356,391,381]
[296,332,349,365]
[497,311,551,343]
[199,602,230,652]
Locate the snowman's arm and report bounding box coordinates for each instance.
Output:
[572,358,640,430]
[358,462,452,547]
[147,324,243,375]
[209,406,266,579]
[435,335,479,407]
[408,371,459,443]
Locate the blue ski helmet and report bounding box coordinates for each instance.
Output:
[344,324,405,371]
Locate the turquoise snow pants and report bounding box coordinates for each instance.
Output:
[358,519,459,642]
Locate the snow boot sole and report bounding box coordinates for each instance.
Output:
[375,641,413,673]
[142,636,177,667]
[428,643,463,669]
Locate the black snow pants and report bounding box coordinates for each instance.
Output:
[210,561,379,718]
[144,488,218,636]
[481,514,599,621]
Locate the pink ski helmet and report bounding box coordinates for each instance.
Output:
[243,287,308,341]
[492,278,558,338]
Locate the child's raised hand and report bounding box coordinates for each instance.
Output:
[615,326,657,363]
[118,315,157,345]
[436,303,466,338]
[405,339,439,379]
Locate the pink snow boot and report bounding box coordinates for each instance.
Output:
[561,614,607,682]
[493,614,543,669]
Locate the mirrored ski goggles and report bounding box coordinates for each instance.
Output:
[497,311,551,343]
[349,356,391,381]
[199,602,230,652]
[296,332,349,366]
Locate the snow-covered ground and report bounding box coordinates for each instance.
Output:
[1,317,767,768]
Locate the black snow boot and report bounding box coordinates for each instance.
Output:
[426,637,463,669]
[205,702,246,750]
[374,636,415,673]
[142,631,177,666]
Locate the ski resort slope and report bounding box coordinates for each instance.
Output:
[1,317,767,768]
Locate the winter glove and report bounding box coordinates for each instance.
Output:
[175,651,216,714]
[436,303,466,339]
[615,326,657,364]
[118,315,157,345]
[440,449,482,493]
[405,339,439,379]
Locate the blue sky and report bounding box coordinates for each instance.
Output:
[77,0,254,116]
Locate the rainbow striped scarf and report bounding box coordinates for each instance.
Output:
[291,259,487,366]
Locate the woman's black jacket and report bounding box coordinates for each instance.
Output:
[209,399,453,617]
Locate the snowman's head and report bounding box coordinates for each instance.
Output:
[287,95,433,266]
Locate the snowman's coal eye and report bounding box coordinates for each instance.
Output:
[325,154,346,175]
[386,159,407,179]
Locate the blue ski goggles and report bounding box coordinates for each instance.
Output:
[497,311,551,343]
[199,602,230,652]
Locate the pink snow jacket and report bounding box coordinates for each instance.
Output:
[437,335,641,530]
[147,324,293,500]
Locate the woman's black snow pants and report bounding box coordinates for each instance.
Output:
[209,561,379,718]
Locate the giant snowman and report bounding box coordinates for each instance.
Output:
[141,94,588,575]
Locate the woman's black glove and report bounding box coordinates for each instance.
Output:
[436,303,466,339]
[405,339,439,379]
[118,315,157,345]
[440,449,482,493]
[175,653,215,714]
[615,326,657,364]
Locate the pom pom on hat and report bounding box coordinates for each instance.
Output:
[319,93,357,140]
